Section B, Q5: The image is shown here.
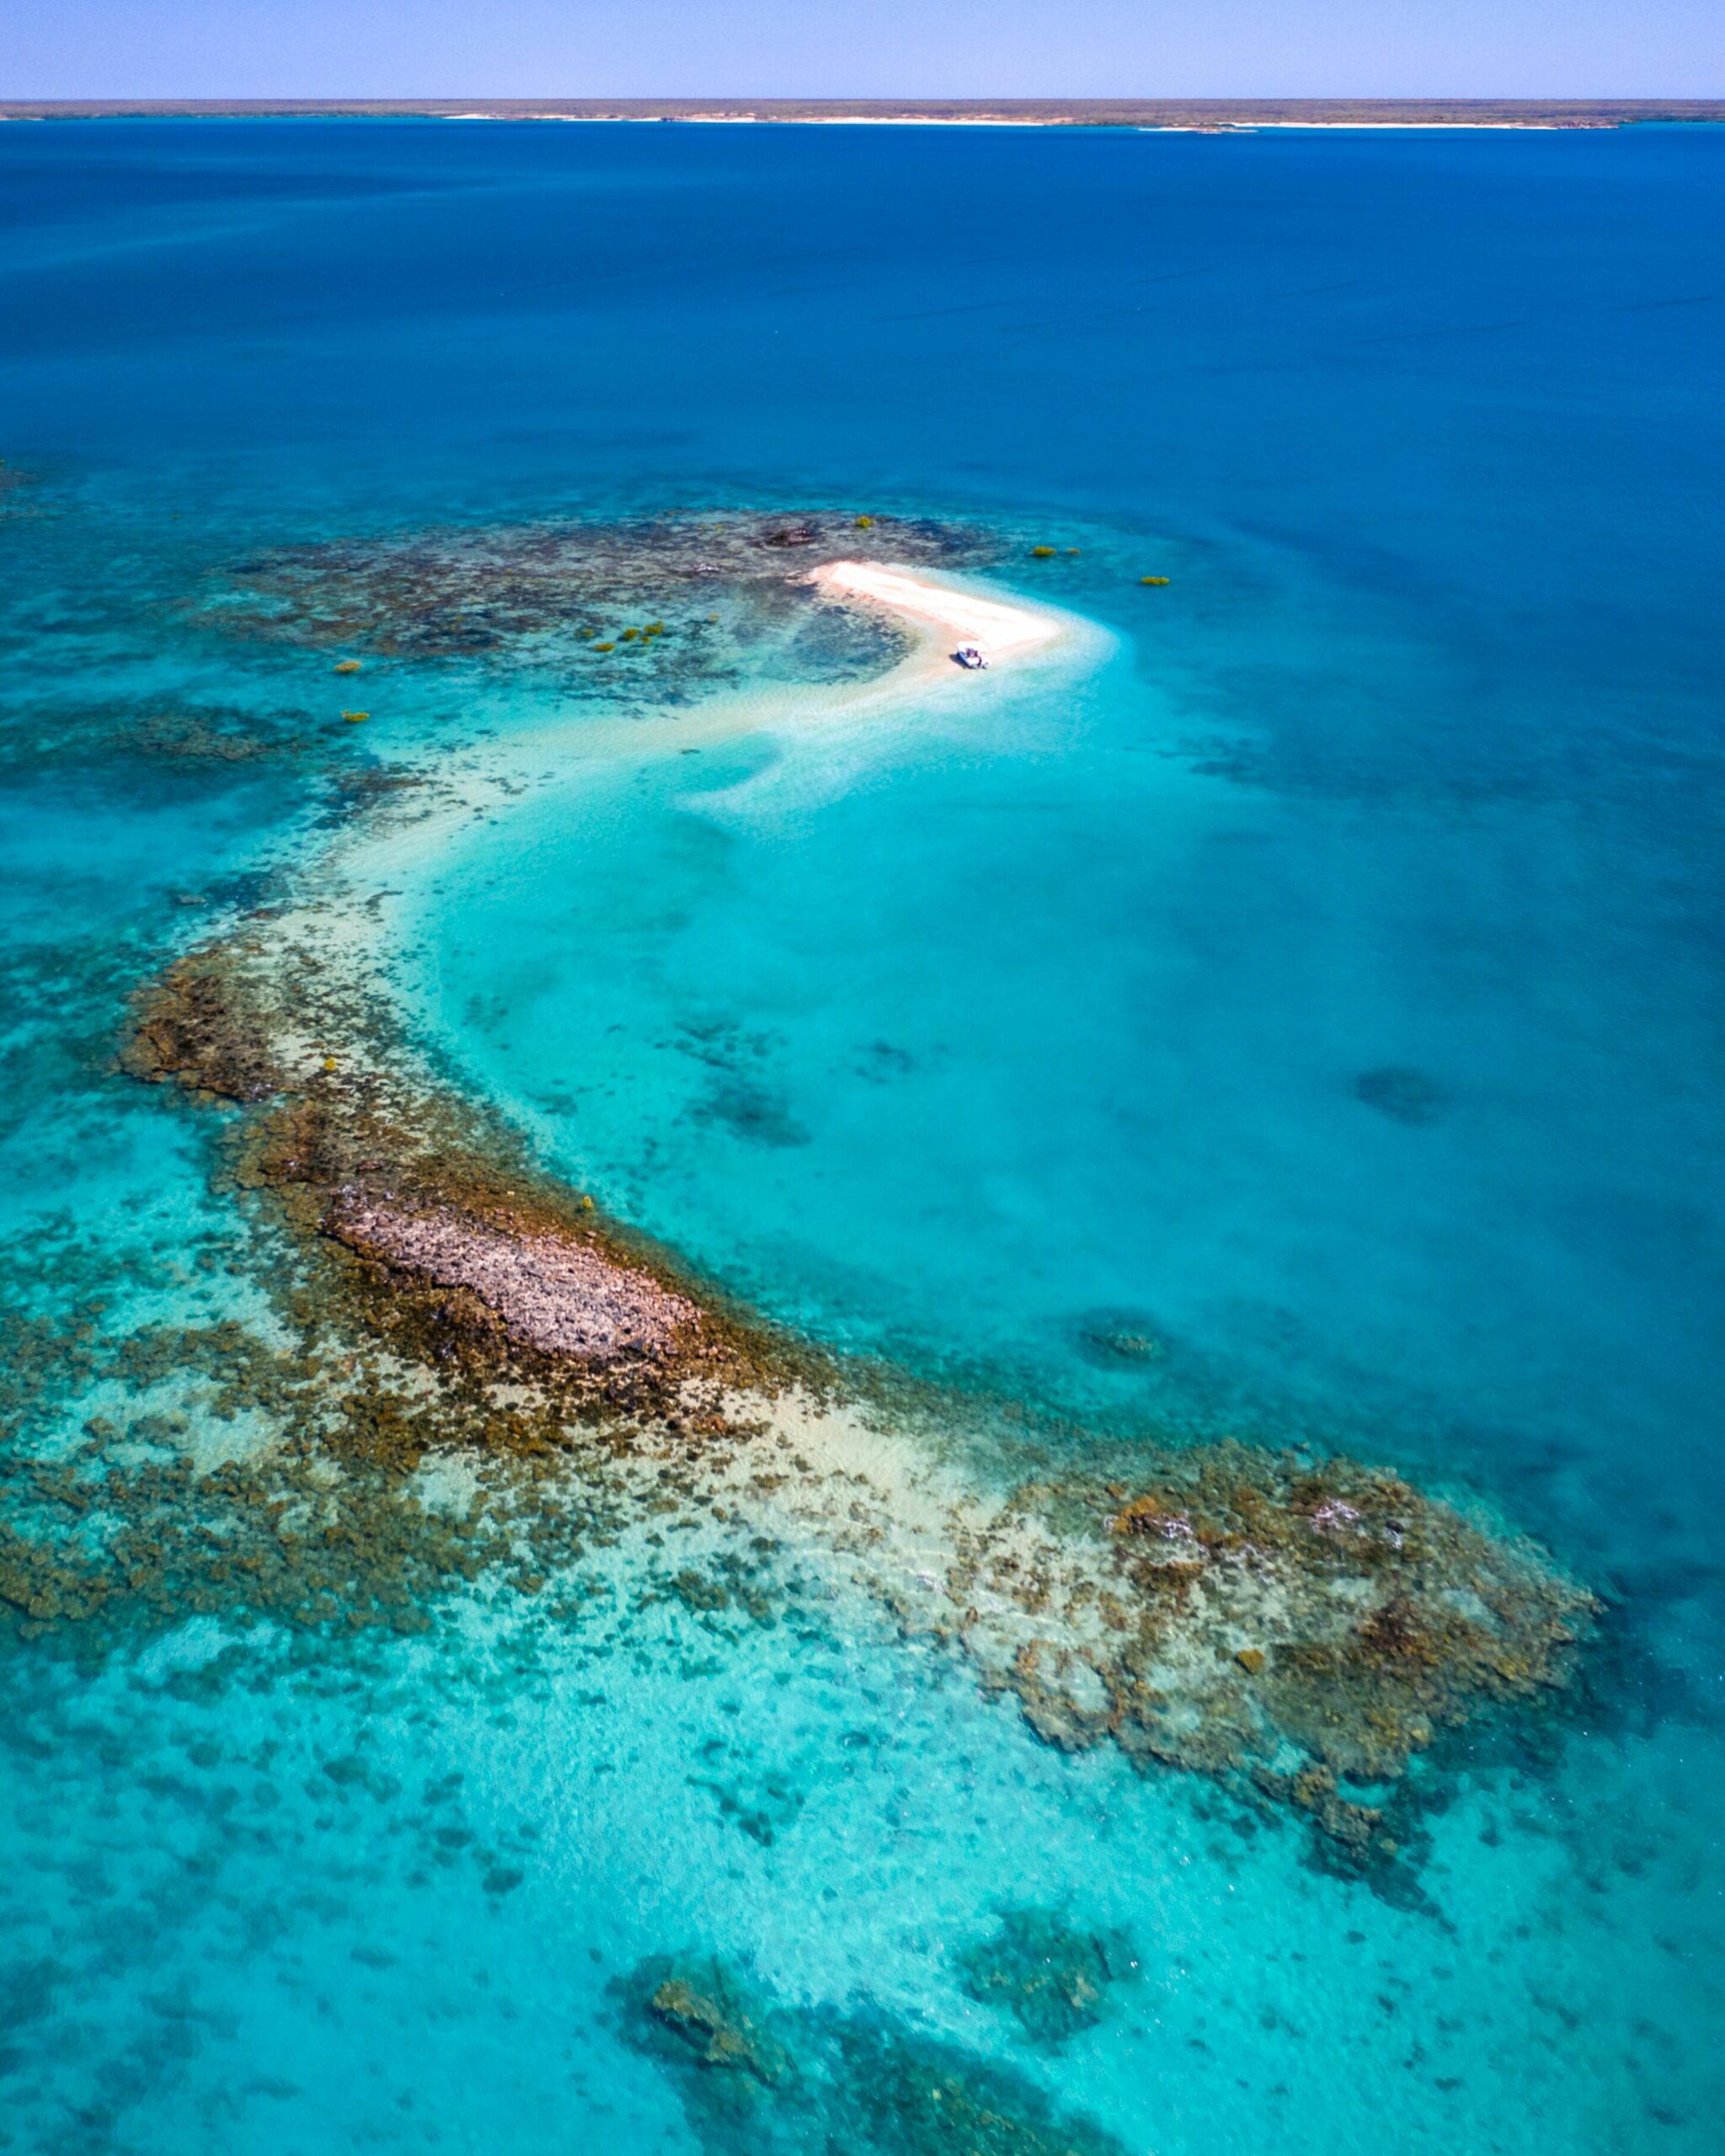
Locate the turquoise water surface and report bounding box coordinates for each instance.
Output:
[1,119,1722,2153]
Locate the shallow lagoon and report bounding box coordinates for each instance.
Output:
[0,118,1722,2153]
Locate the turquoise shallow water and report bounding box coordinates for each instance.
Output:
[1,119,1722,2152]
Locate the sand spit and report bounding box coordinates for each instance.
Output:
[810,558,1064,664]
[327,1195,699,1364]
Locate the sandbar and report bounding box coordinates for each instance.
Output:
[810,559,1064,668]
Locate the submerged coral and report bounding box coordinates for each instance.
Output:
[624,1954,1130,2156]
[1071,1309,1166,1367]
[198,507,998,703]
[959,1907,1139,2045]
[943,1447,1594,1871]
[642,1958,791,2087]
[1354,1065,1450,1126]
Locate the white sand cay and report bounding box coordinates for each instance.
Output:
[810,559,1065,668]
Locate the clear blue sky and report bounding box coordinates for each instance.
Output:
[4,0,1722,101]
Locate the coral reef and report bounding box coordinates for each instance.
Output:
[101,912,1599,1877]
[122,943,291,1102]
[0,503,1600,1885]
[623,1954,1130,2155]
[644,1959,791,2087]
[836,2018,1129,2156]
[0,1286,621,1645]
[937,1444,1595,1874]
[1071,1309,1166,1367]
[199,508,998,703]
[959,1907,1139,2045]
[121,937,770,1416]
[0,458,40,518]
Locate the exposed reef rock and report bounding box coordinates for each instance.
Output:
[325,1194,700,1364]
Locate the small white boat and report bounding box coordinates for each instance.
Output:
[953,642,989,670]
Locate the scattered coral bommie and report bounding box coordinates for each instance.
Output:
[625,1953,1130,2155]
[960,1906,1140,2045]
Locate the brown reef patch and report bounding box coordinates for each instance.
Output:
[121,934,776,1420]
[938,1445,1597,1879]
[646,1962,791,2088]
[959,1906,1139,2045]
[121,942,290,1103]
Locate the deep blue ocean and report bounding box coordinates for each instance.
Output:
[1,118,1721,2153]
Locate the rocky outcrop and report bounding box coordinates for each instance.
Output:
[326,1194,698,1364]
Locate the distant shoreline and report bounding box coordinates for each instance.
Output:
[4,97,1724,130]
